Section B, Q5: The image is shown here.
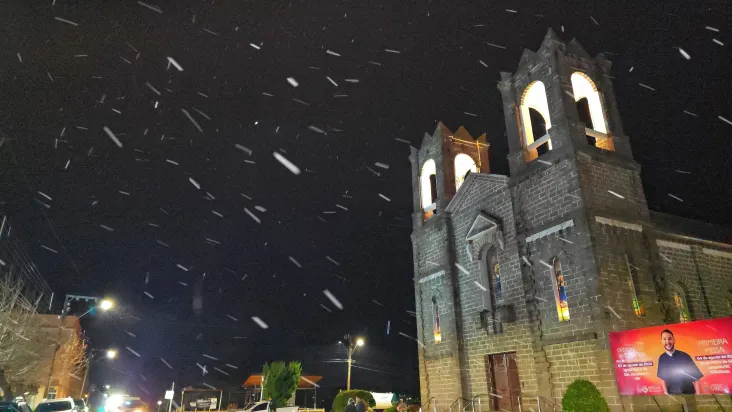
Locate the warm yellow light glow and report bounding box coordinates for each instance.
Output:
[420,159,437,210]
[454,154,477,191]
[99,299,114,311]
[520,81,552,149]
[356,338,365,347]
[106,349,117,359]
[571,72,607,133]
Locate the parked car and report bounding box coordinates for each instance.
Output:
[0,400,32,412]
[36,398,76,412]
[72,399,88,412]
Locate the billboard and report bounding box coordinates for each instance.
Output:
[609,317,732,396]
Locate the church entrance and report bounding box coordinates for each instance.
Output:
[487,352,521,411]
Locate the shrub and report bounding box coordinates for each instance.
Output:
[332,390,376,412]
[561,379,610,412]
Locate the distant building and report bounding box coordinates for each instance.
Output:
[30,315,85,407]
[410,30,732,411]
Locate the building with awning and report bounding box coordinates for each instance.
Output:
[239,374,322,408]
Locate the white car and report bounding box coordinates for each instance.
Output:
[239,402,269,412]
[36,399,76,412]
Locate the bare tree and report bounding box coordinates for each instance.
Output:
[0,269,49,400]
[57,329,88,381]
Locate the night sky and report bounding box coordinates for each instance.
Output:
[1,0,732,407]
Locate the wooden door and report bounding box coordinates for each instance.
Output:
[488,352,521,411]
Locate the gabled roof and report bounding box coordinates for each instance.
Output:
[445,173,509,213]
[466,212,501,241]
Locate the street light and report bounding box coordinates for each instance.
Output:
[80,349,117,397]
[99,299,114,311]
[157,401,162,412]
[342,334,365,391]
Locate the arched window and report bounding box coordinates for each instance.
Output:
[491,255,502,301]
[420,159,437,218]
[625,255,644,316]
[432,296,441,343]
[571,72,611,149]
[670,284,691,323]
[520,81,552,157]
[480,251,502,310]
[454,154,477,191]
[551,257,570,321]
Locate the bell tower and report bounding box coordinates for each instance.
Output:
[498,29,633,176]
[409,122,489,228]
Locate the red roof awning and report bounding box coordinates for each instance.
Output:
[242,374,322,389]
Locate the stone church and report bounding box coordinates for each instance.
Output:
[409,29,732,411]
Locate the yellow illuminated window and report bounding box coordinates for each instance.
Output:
[673,291,691,323]
[625,255,644,317]
[520,81,552,155]
[552,258,570,321]
[454,154,477,191]
[432,297,441,343]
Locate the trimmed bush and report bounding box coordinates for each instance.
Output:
[561,379,610,412]
[332,390,376,412]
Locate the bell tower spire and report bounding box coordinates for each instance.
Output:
[409,122,489,228]
[497,29,633,176]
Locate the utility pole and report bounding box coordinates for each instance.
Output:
[342,334,365,391]
[168,382,175,412]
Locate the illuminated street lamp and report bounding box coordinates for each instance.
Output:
[80,349,117,397]
[157,401,162,412]
[99,299,114,311]
[342,334,365,391]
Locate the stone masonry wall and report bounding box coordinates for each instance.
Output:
[576,153,649,220]
[512,156,582,235]
[656,238,711,322]
[695,248,732,317]
[448,174,539,411]
[413,217,462,410]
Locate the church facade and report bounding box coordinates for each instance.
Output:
[409,30,732,412]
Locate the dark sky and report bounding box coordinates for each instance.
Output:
[1,0,732,407]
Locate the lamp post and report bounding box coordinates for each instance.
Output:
[79,348,116,397]
[157,401,162,412]
[46,295,114,398]
[341,334,365,391]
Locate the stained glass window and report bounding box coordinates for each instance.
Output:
[672,289,691,323]
[492,258,502,301]
[625,255,644,316]
[553,258,570,321]
[432,297,441,343]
